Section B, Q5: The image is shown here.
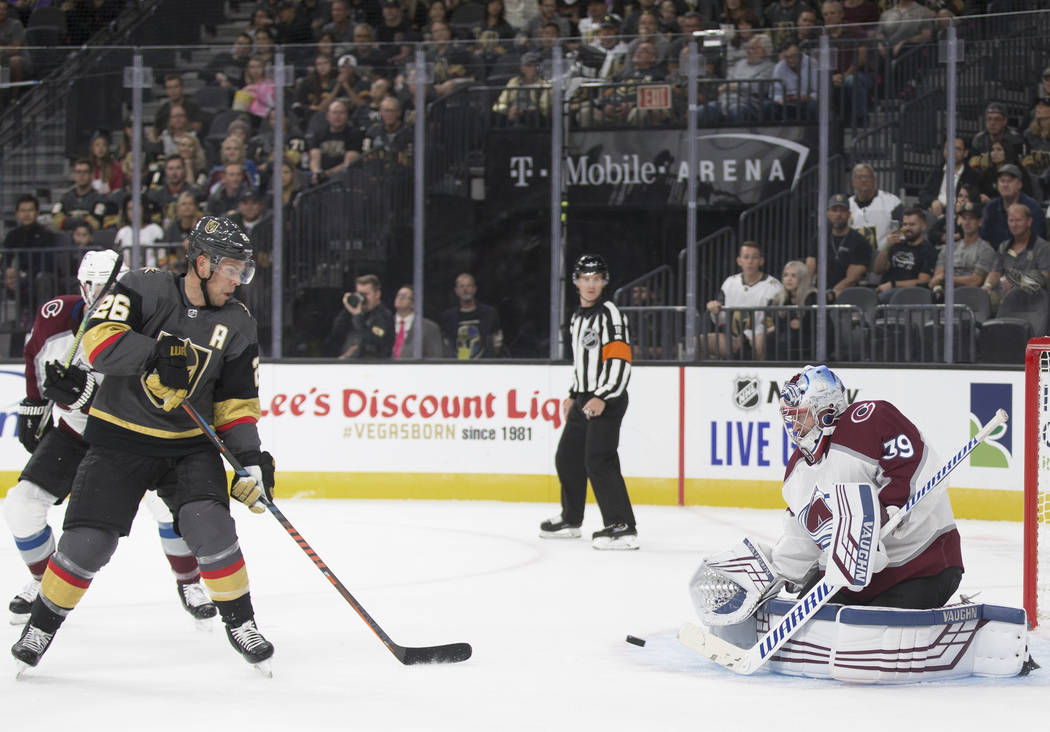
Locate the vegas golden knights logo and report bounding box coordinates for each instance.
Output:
[204,219,219,234]
[141,333,214,409]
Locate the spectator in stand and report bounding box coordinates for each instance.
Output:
[768,42,818,121]
[700,34,774,125]
[601,42,668,125]
[52,159,106,231]
[841,0,879,31]
[352,76,392,130]
[716,0,748,26]
[308,98,364,185]
[918,136,980,217]
[725,10,764,68]
[585,15,629,80]
[301,0,334,34]
[333,53,370,108]
[253,27,277,65]
[327,273,396,359]
[273,0,315,65]
[270,156,305,220]
[153,75,204,138]
[426,20,476,98]
[377,0,421,74]
[1,194,58,271]
[877,0,933,61]
[623,11,670,72]
[525,0,570,38]
[246,5,277,42]
[822,0,874,123]
[229,190,268,239]
[392,285,444,359]
[620,0,654,37]
[234,56,277,125]
[199,32,253,90]
[362,96,412,166]
[1023,97,1050,202]
[148,155,204,226]
[768,260,818,362]
[982,202,1050,307]
[206,164,252,217]
[0,2,30,96]
[765,0,815,52]
[114,198,166,268]
[847,162,903,251]
[156,104,198,159]
[86,130,124,196]
[929,202,996,301]
[796,8,821,50]
[321,0,357,50]
[174,132,210,189]
[704,241,782,360]
[161,191,202,261]
[349,23,390,78]
[207,136,261,193]
[980,163,1045,246]
[1034,67,1050,113]
[971,102,1025,158]
[806,193,872,300]
[873,207,936,303]
[971,140,1036,202]
[248,106,307,188]
[442,273,503,359]
[293,53,340,124]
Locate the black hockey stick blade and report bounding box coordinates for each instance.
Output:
[396,642,473,665]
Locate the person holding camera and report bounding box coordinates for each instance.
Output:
[328,273,395,360]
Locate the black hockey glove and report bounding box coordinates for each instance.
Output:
[145,335,190,411]
[230,451,275,514]
[17,398,51,454]
[42,361,96,410]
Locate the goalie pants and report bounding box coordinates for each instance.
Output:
[555,395,636,528]
[801,565,964,609]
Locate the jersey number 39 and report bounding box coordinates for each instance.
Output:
[882,434,914,459]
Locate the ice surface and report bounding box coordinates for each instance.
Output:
[0,499,1046,731]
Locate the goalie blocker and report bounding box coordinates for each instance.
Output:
[685,599,1032,683]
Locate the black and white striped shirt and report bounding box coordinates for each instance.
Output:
[568,299,631,400]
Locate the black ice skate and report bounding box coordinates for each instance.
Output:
[8,580,39,625]
[11,623,55,676]
[225,619,274,676]
[592,523,639,550]
[178,581,217,629]
[539,515,582,539]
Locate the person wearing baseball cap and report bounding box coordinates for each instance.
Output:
[929,201,996,301]
[971,101,1024,158]
[805,193,872,299]
[979,161,1045,247]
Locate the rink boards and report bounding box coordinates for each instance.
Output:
[0,363,1025,520]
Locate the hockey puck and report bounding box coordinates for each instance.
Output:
[625,635,646,647]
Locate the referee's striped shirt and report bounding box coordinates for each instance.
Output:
[568,299,631,400]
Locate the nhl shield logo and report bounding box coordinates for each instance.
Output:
[733,375,760,410]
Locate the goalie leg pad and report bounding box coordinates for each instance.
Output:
[690,537,784,626]
[755,600,1030,683]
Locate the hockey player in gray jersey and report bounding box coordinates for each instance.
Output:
[12,216,276,675]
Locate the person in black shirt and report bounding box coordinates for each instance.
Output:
[441,273,503,359]
[873,207,937,303]
[328,273,395,359]
[806,193,872,299]
[308,98,364,185]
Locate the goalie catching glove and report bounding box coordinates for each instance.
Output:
[230,451,275,513]
[690,537,785,626]
[42,361,96,410]
[145,335,190,411]
[16,398,51,453]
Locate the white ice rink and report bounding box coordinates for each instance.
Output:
[1,498,1047,731]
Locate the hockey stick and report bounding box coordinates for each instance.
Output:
[678,408,1008,675]
[34,253,125,439]
[180,401,473,665]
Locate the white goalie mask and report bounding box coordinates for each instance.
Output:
[78,250,128,308]
[780,365,847,464]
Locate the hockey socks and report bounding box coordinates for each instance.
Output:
[13,526,55,580]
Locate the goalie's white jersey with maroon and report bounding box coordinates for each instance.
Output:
[23,294,95,437]
[771,399,963,603]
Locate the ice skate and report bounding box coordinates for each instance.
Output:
[11,623,55,677]
[592,523,639,550]
[539,515,582,539]
[225,618,274,675]
[178,581,217,630]
[8,580,39,626]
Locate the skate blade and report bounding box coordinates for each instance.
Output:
[538,528,582,539]
[194,617,215,633]
[251,659,273,678]
[14,660,31,679]
[592,536,640,550]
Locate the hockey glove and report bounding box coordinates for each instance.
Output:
[17,398,51,453]
[145,335,190,412]
[42,361,97,411]
[230,451,275,514]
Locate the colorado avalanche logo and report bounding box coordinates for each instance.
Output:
[40,299,64,318]
[802,489,834,548]
[817,406,840,429]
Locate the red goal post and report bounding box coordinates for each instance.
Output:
[1025,337,1050,630]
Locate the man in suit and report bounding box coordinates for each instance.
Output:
[393,284,443,359]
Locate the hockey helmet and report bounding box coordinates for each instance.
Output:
[187,215,255,285]
[573,253,609,282]
[779,365,847,464]
[78,249,128,308]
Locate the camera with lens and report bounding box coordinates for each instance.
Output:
[345,292,364,308]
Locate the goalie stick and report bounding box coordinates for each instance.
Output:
[678,408,1008,675]
[180,401,473,665]
[34,253,125,439]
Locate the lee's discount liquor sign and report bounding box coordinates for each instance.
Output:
[486,125,827,209]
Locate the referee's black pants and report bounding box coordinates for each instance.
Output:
[555,394,636,529]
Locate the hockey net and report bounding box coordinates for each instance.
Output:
[1025,338,1050,631]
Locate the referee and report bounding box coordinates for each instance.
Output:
[540,255,638,550]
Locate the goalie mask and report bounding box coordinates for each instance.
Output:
[780,365,847,464]
[78,249,128,308]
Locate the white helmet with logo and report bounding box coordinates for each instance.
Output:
[779,365,847,464]
[78,249,128,307]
